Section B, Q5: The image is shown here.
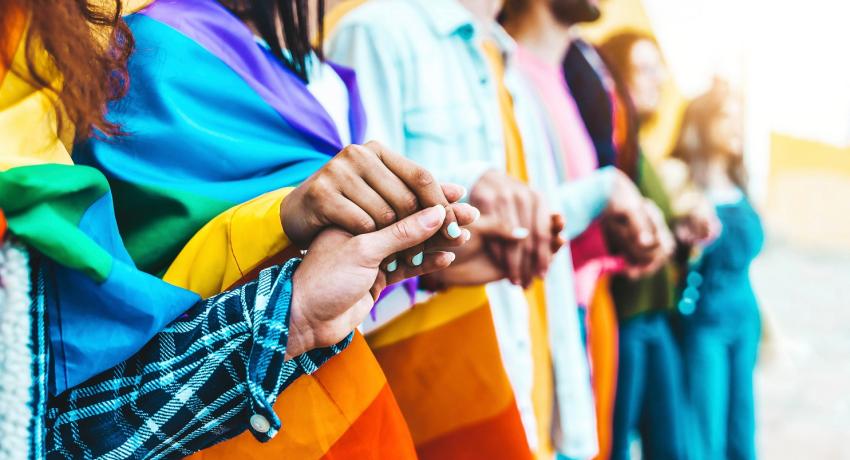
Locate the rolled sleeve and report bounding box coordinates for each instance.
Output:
[47,259,350,458]
[558,166,617,239]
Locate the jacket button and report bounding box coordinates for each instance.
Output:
[250,414,271,433]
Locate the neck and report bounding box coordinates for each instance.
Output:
[503,4,572,66]
[457,0,500,22]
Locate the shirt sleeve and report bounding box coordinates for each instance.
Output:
[162,188,296,298]
[326,22,495,195]
[558,166,617,239]
[46,259,352,458]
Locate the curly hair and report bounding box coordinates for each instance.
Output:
[0,0,134,140]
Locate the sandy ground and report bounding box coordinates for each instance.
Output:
[752,238,850,459]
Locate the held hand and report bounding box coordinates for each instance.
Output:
[285,205,456,358]
[602,170,659,265]
[280,140,472,268]
[469,170,555,287]
[621,199,676,279]
[420,213,566,290]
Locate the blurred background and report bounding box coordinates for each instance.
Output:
[578,0,850,457]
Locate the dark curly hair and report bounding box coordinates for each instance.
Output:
[0,0,134,141]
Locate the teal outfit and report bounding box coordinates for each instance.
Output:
[610,155,688,460]
[680,195,763,460]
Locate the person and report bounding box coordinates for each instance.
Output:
[499,1,680,458]
[326,1,567,458]
[327,1,671,458]
[590,29,717,460]
[672,80,763,460]
[0,0,477,457]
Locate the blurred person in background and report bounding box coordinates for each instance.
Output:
[562,24,711,460]
[671,80,763,460]
[500,0,679,458]
[1,0,479,457]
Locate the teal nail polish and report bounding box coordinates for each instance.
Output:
[387,259,398,272]
[447,222,462,239]
[412,252,424,266]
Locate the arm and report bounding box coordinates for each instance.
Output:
[48,205,458,458]
[557,166,618,239]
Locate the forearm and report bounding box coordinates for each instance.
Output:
[558,166,617,239]
[47,259,351,457]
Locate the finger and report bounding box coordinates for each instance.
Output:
[516,191,537,287]
[353,145,427,267]
[384,251,457,286]
[441,183,467,204]
[531,194,553,279]
[319,195,378,236]
[422,203,479,250]
[472,215,529,241]
[342,176,399,230]
[356,204,447,267]
[503,194,525,286]
[366,141,461,242]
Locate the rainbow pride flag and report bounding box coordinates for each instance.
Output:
[74,0,417,457]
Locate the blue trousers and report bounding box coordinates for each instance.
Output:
[680,310,760,460]
[611,312,688,460]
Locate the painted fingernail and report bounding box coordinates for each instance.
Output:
[412,252,424,266]
[462,229,471,241]
[447,222,462,239]
[512,227,530,239]
[386,259,398,272]
[639,231,653,245]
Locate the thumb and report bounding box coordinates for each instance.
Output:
[356,204,446,266]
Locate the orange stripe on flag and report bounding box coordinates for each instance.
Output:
[321,384,417,459]
[417,399,533,460]
[188,332,415,459]
[370,287,531,457]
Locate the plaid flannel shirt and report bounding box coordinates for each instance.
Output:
[45,259,351,459]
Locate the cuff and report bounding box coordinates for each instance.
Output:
[244,258,352,441]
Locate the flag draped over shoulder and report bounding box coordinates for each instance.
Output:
[73,0,417,457]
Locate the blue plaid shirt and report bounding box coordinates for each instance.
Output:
[44,259,351,459]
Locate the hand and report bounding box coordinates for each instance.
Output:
[673,197,720,245]
[602,170,659,265]
[280,141,472,269]
[469,169,555,287]
[285,205,457,358]
[420,213,566,289]
[621,199,676,279]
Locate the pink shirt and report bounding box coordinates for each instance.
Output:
[516,46,622,307]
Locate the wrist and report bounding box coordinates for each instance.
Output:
[285,276,316,360]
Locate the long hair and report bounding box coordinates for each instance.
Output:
[219,0,325,82]
[598,30,659,180]
[0,0,134,140]
[671,81,748,191]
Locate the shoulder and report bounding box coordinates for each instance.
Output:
[331,0,428,38]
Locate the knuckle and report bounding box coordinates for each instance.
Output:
[379,208,397,226]
[399,193,419,214]
[356,217,377,234]
[412,168,435,188]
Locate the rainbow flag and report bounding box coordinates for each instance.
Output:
[74,0,417,457]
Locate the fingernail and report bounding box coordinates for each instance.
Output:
[472,207,481,221]
[418,205,446,230]
[458,186,467,200]
[386,259,398,272]
[512,227,530,239]
[445,252,457,263]
[639,231,653,245]
[447,222,462,239]
[462,229,471,241]
[412,252,424,266]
